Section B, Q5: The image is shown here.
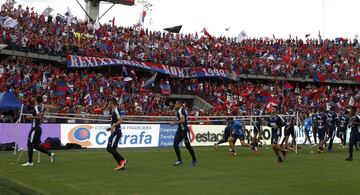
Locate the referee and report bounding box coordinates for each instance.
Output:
[106,98,127,171]
[171,100,197,166]
[346,106,360,161]
[22,96,55,167]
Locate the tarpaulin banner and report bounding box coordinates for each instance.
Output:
[0,124,61,149]
[67,55,240,81]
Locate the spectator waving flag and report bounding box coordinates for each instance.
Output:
[163,25,182,33]
[355,75,360,84]
[3,17,18,28]
[235,30,248,43]
[202,28,215,41]
[313,70,327,83]
[185,46,195,57]
[4,0,16,9]
[284,82,294,91]
[139,10,146,25]
[84,93,93,106]
[143,73,157,88]
[55,80,72,96]
[41,6,54,17]
[160,82,171,95]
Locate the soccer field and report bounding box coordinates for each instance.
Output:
[0,146,359,195]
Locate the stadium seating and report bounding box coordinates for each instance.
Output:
[0,5,359,116]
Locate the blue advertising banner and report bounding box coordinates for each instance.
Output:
[158,124,177,147]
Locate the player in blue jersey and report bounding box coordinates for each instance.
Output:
[345,106,360,161]
[325,106,338,152]
[337,109,350,147]
[267,107,287,162]
[303,113,313,145]
[227,118,251,155]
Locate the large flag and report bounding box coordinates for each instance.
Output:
[41,6,54,17]
[235,30,248,43]
[3,17,18,28]
[160,82,171,95]
[55,80,71,96]
[163,25,182,33]
[142,73,157,88]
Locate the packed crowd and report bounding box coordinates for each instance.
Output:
[1,56,359,118]
[1,4,360,82]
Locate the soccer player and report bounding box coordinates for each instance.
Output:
[251,108,263,152]
[312,108,319,145]
[267,107,287,162]
[214,118,232,149]
[171,100,197,166]
[22,96,55,167]
[227,118,251,155]
[345,106,360,161]
[281,110,296,151]
[303,113,313,145]
[314,106,328,153]
[106,98,127,171]
[337,109,350,148]
[325,106,337,152]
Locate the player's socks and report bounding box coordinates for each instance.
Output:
[277,156,283,163]
[50,153,56,164]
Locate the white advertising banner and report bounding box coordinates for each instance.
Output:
[60,124,160,148]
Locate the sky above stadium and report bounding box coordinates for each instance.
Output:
[14,0,360,39]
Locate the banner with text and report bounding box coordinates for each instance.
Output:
[60,124,160,148]
[67,55,240,81]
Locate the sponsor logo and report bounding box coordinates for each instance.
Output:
[188,126,222,143]
[68,125,93,147]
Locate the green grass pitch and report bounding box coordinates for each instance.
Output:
[0,146,359,195]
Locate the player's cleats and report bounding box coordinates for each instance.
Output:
[173,161,183,166]
[114,159,127,171]
[191,160,198,166]
[345,156,353,161]
[214,143,218,150]
[21,162,33,167]
[50,153,56,164]
[317,148,325,154]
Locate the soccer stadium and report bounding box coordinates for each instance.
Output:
[0,0,359,194]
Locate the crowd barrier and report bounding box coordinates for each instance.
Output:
[0,123,345,149]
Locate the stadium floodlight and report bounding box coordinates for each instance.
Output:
[79,0,135,22]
